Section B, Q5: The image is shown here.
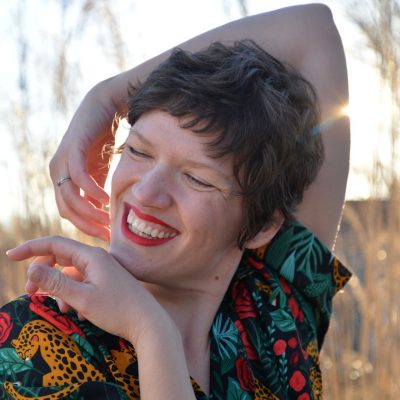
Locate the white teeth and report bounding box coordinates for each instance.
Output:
[144,226,153,235]
[126,209,177,239]
[150,228,159,238]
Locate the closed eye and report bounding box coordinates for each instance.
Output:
[185,174,214,189]
[127,145,150,158]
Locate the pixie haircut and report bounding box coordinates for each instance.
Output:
[126,40,323,248]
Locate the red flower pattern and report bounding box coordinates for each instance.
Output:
[288,297,299,319]
[289,370,306,392]
[298,393,310,400]
[234,319,258,360]
[247,257,265,271]
[273,339,287,356]
[29,294,85,338]
[235,356,256,392]
[288,337,298,348]
[280,277,292,294]
[0,312,13,346]
[232,281,257,319]
[289,351,300,366]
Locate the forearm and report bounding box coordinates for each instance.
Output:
[98,4,339,113]
[133,319,196,399]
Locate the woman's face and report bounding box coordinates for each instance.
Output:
[109,110,246,288]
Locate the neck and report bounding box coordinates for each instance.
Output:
[142,281,231,396]
[140,248,243,346]
[142,279,229,349]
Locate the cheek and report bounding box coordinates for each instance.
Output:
[110,162,131,222]
[186,196,244,240]
[111,159,129,192]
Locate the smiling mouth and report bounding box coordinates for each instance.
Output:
[127,209,178,239]
[122,203,179,246]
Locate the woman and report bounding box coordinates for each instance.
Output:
[1,4,350,399]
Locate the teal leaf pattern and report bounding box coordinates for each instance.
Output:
[226,378,252,400]
[71,333,95,360]
[279,252,296,282]
[212,314,238,360]
[0,348,33,376]
[270,309,296,333]
[291,230,323,281]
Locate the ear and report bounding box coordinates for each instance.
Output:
[244,211,284,250]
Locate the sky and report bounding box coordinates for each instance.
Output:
[0,0,389,223]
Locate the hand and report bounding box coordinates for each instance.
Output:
[50,86,118,241]
[7,236,171,344]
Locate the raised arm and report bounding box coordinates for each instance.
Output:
[52,3,349,249]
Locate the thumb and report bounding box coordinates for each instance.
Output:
[27,264,82,302]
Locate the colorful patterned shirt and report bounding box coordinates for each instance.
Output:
[0,221,351,399]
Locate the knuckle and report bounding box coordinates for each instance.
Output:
[48,271,66,296]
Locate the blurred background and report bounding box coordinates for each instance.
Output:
[0,0,399,398]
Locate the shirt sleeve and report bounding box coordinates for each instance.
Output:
[262,220,352,347]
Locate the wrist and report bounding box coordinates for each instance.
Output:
[132,318,196,400]
[129,309,180,349]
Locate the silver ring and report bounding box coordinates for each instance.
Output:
[56,176,72,187]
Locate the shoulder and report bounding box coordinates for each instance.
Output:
[247,220,351,345]
[0,294,127,399]
[264,220,351,296]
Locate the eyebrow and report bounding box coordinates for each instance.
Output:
[128,129,233,183]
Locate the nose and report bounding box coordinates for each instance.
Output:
[131,167,174,210]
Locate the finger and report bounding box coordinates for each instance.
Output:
[63,266,84,282]
[77,312,86,321]
[31,255,57,267]
[56,298,72,314]
[6,236,93,274]
[83,192,103,210]
[55,192,110,241]
[55,266,85,313]
[69,150,110,204]
[25,255,57,294]
[56,179,110,225]
[49,146,110,206]
[27,264,86,308]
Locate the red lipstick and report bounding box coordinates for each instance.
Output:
[129,204,176,229]
[121,203,179,247]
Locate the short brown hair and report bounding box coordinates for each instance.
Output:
[126,40,323,248]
